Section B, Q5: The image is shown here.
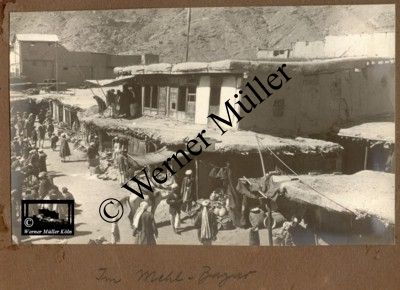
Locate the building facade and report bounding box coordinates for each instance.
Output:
[114,57,395,137]
[10,34,158,87]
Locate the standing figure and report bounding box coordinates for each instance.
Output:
[132,201,158,245]
[93,136,100,153]
[116,149,130,185]
[194,199,219,246]
[166,183,182,234]
[50,133,59,151]
[29,149,40,177]
[181,169,194,212]
[37,123,46,148]
[38,149,47,172]
[93,95,107,115]
[112,137,121,166]
[111,222,120,245]
[87,142,99,175]
[61,187,74,200]
[248,207,266,246]
[59,134,71,162]
[38,172,52,199]
[38,109,46,124]
[279,217,299,246]
[128,86,138,119]
[16,116,24,136]
[31,127,38,148]
[115,90,122,116]
[47,121,54,139]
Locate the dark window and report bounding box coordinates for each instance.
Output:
[273,99,285,117]
[63,67,68,70]
[151,86,158,108]
[144,86,151,107]
[177,86,186,111]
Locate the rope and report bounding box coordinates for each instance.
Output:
[255,135,357,215]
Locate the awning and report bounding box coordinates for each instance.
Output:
[273,171,395,223]
[84,75,135,87]
[337,122,395,143]
[127,147,175,168]
[236,174,283,200]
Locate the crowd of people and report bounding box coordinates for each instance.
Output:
[10,104,299,246]
[102,84,140,119]
[11,108,75,242]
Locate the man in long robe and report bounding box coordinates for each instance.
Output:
[133,201,158,245]
[93,95,107,115]
[59,134,71,162]
[194,199,219,245]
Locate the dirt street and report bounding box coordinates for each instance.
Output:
[22,139,271,246]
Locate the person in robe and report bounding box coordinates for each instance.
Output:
[105,89,115,107]
[37,123,46,148]
[115,90,123,116]
[93,135,100,153]
[29,149,40,177]
[87,142,99,175]
[38,149,47,173]
[47,121,54,139]
[31,127,38,148]
[181,169,194,213]
[166,183,182,234]
[93,95,107,115]
[38,109,46,124]
[50,133,59,151]
[61,187,74,200]
[116,149,130,185]
[194,199,219,245]
[248,207,266,246]
[38,172,53,199]
[112,137,121,166]
[132,201,158,245]
[110,215,120,245]
[59,134,71,162]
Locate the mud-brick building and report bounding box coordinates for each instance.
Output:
[10,34,159,87]
[113,57,394,137]
[335,122,395,174]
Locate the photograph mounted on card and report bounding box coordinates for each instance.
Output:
[9,4,395,247]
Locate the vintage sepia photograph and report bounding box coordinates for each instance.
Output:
[9,5,395,246]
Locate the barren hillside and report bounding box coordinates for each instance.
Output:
[10,5,395,62]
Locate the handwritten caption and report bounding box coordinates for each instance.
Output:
[96,265,257,287]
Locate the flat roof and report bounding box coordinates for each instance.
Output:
[338,122,395,143]
[16,34,59,42]
[274,170,395,224]
[114,57,395,76]
[81,115,343,155]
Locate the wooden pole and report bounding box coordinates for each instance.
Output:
[185,7,191,62]
[195,159,199,200]
[55,42,59,93]
[255,135,273,246]
[364,144,369,170]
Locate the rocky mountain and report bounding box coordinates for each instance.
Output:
[10,5,395,62]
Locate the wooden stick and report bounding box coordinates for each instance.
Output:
[255,134,273,246]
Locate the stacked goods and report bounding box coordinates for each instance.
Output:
[209,190,234,230]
